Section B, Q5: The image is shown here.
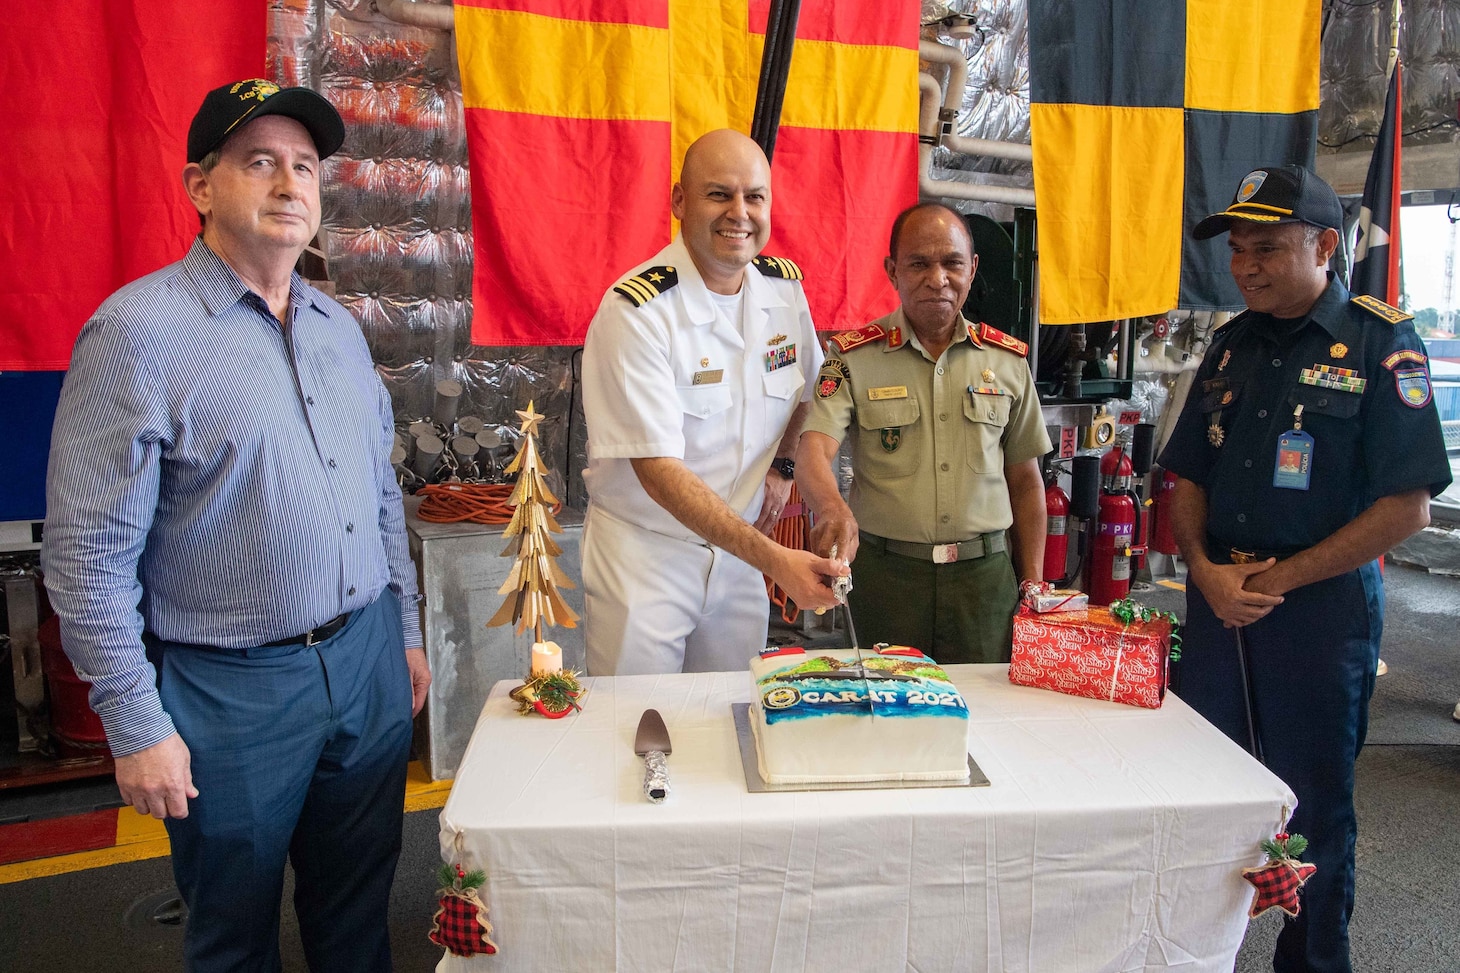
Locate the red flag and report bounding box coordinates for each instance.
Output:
[0,3,266,371]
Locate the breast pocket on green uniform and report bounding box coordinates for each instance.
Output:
[856,398,921,479]
[962,390,1011,472]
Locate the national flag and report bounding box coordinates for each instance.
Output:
[1351,62,1402,305]
[1027,0,1320,323]
[0,3,266,370]
[455,0,918,346]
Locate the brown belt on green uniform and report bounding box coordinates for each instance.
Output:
[861,530,1007,564]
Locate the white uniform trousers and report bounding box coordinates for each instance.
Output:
[582,504,770,675]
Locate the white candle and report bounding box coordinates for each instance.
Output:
[531,640,563,676]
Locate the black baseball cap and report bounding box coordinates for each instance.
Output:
[1192,165,1343,240]
[187,79,346,163]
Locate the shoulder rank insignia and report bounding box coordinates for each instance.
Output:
[613,265,679,307]
[827,323,887,353]
[977,322,1029,357]
[752,255,804,281]
[1351,294,1413,324]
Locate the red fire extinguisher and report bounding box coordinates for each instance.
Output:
[1150,469,1180,555]
[1089,448,1136,605]
[1044,470,1070,584]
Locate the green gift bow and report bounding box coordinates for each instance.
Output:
[1108,597,1182,662]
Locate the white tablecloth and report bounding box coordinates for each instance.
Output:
[438,665,1294,972]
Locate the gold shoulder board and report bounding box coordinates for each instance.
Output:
[751,254,804,281]
[613,266,680,307]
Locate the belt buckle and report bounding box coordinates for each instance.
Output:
[1230,548,1256,565]
[304,628,321,647]
[932,543,959,564]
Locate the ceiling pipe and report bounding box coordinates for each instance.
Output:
[917,69,1036,205]
[918,39,968,143]
[944,134,1032,163]
[919,143,1037,205]
[374,0,455,31]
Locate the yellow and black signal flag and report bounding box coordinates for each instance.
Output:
[454,0,919,346]
[1028,1,1320,323]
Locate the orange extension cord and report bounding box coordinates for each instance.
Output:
[415,482,536,524]
[764,483,811,624]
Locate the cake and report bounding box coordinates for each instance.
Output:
[747,644,971,785]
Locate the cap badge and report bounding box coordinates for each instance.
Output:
[1329,342,1348,359]
[1236,170,1267,202]
[231,79,280,103]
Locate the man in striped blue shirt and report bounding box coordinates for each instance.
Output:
[41,79,430,972]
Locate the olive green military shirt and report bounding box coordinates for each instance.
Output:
[803,309,1051,543]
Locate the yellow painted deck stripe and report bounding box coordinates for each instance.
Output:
[1157,579,1187,591]
[0,763,453,884]
[457,6,670,121]
[778,39,919,132]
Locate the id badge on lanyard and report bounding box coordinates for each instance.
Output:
[1273,404,1314,491]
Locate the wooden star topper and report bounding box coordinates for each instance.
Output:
[516,400,545,439]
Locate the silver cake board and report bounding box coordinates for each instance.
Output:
[731,703,990,793]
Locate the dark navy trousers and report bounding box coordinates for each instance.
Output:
[1178,562,1382,973]
[150,590,413,973]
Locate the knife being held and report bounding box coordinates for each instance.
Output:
[633,709,672,803]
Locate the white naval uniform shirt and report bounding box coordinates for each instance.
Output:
[581,236,822,541]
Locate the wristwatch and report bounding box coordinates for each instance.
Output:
[769,457,796,480]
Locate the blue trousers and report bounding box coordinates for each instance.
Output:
[1178,562,1382,973]
[150,591,413,973]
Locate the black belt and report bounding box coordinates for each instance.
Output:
[862,530,1006,564]
[1208,539,1304,565]
[261,611,351,647]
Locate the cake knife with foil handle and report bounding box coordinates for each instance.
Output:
[633,709,672,803]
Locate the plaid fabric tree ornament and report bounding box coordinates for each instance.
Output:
[430,864,498,956]
[1242,830,1316,918]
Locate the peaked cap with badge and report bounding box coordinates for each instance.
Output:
[188,79,346,163]
[1193,165,1343,240]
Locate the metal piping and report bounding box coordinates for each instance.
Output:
[918,144,1037,206]
[374,0,455,31]
[943,134,1033,163]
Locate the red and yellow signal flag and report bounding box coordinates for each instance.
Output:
[455,0,919,345]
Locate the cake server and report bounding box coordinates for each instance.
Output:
[633,708,672,803]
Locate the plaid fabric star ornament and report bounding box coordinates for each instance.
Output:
[430,864,499,956]
[1242,832,1316,918]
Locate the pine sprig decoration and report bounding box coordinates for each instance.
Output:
[1260,832,1309,862]
[1108,596,1183,661]
[437,863,487,892]
[508,669,585,717]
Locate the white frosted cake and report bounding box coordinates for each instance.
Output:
[748,644,970,785]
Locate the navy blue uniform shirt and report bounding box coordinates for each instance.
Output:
[1159,274,1451,552]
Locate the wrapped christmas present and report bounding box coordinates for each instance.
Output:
[1008,599,1179,709]
[1028,588,1089,613]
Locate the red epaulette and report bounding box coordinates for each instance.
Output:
[977,322,1029,357]
[827,323,887,353]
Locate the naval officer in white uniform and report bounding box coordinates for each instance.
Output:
[581,129,846,675]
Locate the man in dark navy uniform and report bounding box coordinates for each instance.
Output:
[1159,165,1451,973]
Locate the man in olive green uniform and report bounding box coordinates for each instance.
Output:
[795,203,1050,663]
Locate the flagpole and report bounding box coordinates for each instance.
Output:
[1387,0,1402,79]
